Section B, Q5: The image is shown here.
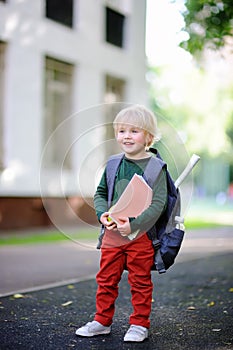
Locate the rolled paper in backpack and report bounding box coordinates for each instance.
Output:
[174,154,200,189]
[175,215,185,230]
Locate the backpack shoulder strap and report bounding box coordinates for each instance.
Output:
[105,151,166,206]
[106,153,124,207]
[143,155,166,188]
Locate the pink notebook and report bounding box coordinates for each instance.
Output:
[109,174,152,234]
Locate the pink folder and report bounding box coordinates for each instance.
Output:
[109,173,152,225]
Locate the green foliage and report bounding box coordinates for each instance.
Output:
[148,61,233,158]
[226,110,233,140]
[180,0,233,55]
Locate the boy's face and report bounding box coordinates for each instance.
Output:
[116,124,153,159]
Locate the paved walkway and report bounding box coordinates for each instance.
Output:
[0,240,100,296]
[0,226,233,349]
[1,226,233,297]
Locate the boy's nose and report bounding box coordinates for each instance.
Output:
[124,131,131,138]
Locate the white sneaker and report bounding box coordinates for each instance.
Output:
[124,325,148,342]
[75,320,111,337]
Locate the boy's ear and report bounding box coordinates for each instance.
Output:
[145,133,154,147]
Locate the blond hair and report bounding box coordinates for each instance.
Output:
[113,104,160,146]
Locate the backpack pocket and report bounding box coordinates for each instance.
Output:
[160,228,184,269]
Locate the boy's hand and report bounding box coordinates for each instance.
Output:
[117,217,131,236]
[100,212,117,230]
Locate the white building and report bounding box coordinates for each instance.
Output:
[0,0,148,229]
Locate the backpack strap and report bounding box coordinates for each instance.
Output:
[97,153,124,249]
[154,249,166,273]
[106,152,165,205]
[143,156,166,189]
[106,153,124,208]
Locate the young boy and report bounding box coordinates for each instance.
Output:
[76,104,167,342]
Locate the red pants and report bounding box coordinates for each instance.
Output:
[94,232,154,328]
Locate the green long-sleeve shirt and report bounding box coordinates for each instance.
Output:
[94,156,167,233]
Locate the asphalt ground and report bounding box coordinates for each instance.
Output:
[0,227,233,349]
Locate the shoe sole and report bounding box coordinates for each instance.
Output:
[76,329,111,337]
[124,337,148,342]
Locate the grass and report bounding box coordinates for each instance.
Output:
[0,228,98,246]
[0,218,228,246]
[185,219,221,229]
[185,198,233,228]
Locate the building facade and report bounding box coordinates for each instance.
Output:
[0,0,148,229]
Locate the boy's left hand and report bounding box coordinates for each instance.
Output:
[117,217,131,236]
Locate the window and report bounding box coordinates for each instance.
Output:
[0,42,6,170]
[106,7,125,48]
[44,57,74,169]
[45,0,73,28]
[105,75,125,104]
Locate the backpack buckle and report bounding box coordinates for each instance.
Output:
[152,239,161,250]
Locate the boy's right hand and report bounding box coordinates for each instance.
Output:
[100,212,117,230]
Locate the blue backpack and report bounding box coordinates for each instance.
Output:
[97,148,185,274]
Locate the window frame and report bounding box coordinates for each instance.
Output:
[43,56,74,170]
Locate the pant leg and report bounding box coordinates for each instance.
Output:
[126,233,154,328]
[94,245,126,326]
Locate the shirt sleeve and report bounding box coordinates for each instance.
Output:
[93,168,108,222]
[130,167,167,233]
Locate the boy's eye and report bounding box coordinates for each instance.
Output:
[132,129,139,133]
